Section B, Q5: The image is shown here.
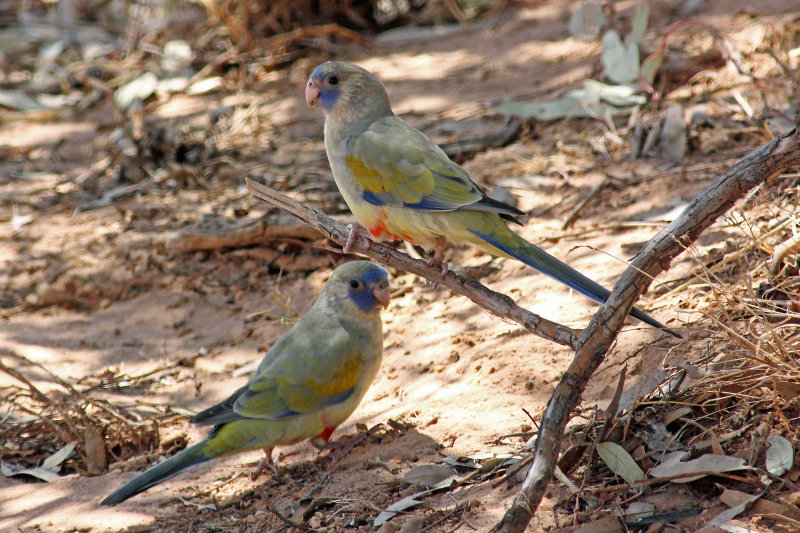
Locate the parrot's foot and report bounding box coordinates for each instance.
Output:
[427,237,449,278]
[426,257,449,277]
[250,448,277,480]
[343,224,373,254]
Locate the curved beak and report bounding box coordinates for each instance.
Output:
[372,281,390,309]
[306,78,320,107]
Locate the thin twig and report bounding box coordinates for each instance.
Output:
[190,472,244,499]
[561,180,608,231]
[245,179,579,349]
[264,500,322,532]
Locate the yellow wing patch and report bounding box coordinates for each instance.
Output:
[347,156,385,193]
[346,154,438,206]
[307,353,362,396]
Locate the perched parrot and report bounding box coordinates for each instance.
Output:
[101,261,390,506]
[305,61,679,338]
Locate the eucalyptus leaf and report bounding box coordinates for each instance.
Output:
[616,369,667,414]
[640,51,662,85]
[596,442,645,484]
[0,90,43,111]
[1,460,61,482]
[496,80,644,122]
[765,435,793,476]
[496,96,589,121]
[402,464,458,487]
[626,3,649,46]
[41,441,77,472]
[697,492,759,532]
[178,496,217,510]
[11,206,34,231]
[582,80,646,107]
[114,72,158,111]
[374,490,430,527]
[569,2,606,41]
[161,40,194,73]
[650,453,749,483]
[187,77,223,95]
[439,455,479,469]
[602,29,639,84]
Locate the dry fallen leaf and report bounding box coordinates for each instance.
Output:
[568,2,605,41]
[402,464,459,487]
[765,435,793,476]
[651,453,749,483]
[596,442,645,484]
[617,369,667,414]
[698,491,760,532]
[602,29,639,84]
[1,460,60,482]
[41,441,77,473]
[0,441,76,483]
[374,491,428,527]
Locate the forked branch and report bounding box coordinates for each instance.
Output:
[491,123,800,533]
[246,120,799,532]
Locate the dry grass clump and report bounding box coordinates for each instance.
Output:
[195,0,499,48]
[552,178,800,528]
[0,350,177,477]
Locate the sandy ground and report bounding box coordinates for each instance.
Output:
[1,0,798,531]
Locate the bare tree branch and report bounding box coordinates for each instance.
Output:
[245,178,580,348]
[490,123,800,533]
[246,122,799,531]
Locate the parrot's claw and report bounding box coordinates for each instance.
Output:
[426,257,448,277]
[427,237,449,278]
[250,448,278,480]
[343,224,373,254]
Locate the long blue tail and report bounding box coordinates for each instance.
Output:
[469,227,681,338]
[100,440,213,506]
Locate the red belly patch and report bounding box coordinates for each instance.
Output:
[368,218,414,242]
[314,425,337,445]
[369,218,399,240]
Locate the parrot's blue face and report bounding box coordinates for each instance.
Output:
[306,62,391,122]
[307,65,342,113]
[346,264,390,313]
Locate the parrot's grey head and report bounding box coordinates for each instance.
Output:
[306,62,392,123]
[325,260,390,314]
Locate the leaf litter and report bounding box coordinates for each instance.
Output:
[1,0,800,531]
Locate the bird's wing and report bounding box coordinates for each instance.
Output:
[231,323,363,420]
[346,117,520,217]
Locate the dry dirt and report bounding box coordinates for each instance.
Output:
[1,1,799,532]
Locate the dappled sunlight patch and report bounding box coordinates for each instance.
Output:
[0,474,156,531]
[543,181,800,530]
[1,0,799,530]
[359,52,478,84]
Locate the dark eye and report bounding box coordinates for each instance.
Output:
[349,279,361,289]
[328,75,338,85]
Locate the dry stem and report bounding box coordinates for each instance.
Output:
[245,179,580,348]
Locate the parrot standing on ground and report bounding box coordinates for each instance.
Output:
[101,261,390,506]
[305,61,679,338]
